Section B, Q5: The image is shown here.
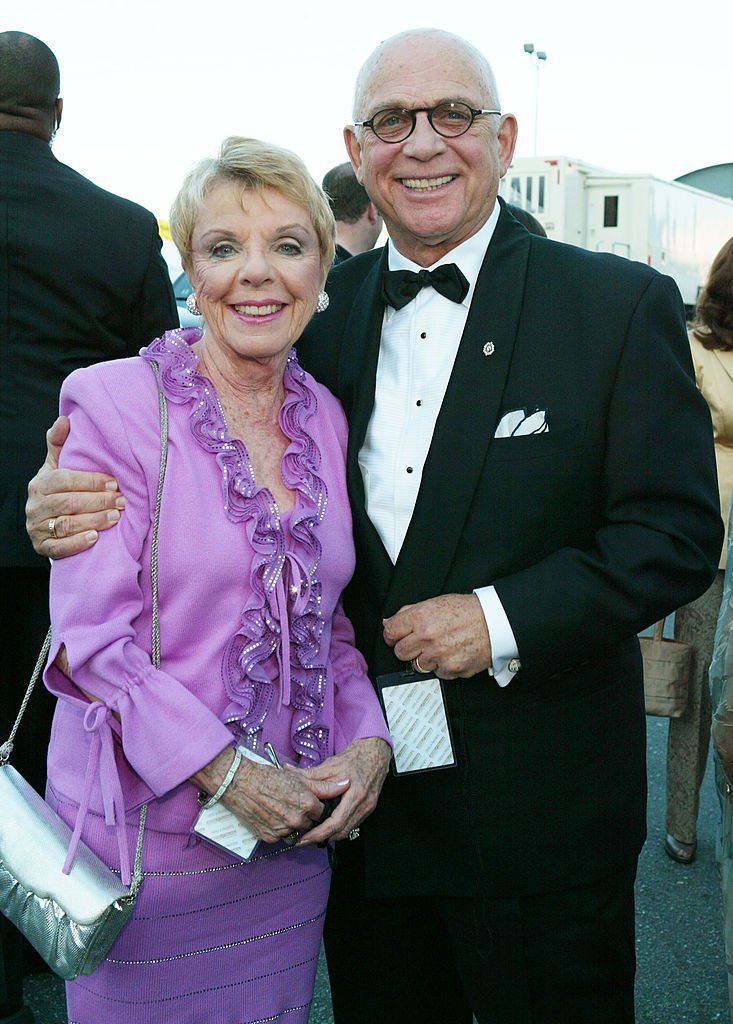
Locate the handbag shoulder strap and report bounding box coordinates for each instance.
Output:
[149,358,168,672]
[0,629,52,765]
[129,358,168,889]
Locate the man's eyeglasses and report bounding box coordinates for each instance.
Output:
[353,101,501,144]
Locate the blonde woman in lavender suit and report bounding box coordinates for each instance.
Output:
[39,137,391,1024]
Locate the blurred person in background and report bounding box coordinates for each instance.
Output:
[0,29,175,1024]
[710,505,733,1021]
[322,161,382,262]
[506,203,547,237]
[666,237,733,865]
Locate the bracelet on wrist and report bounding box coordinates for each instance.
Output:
[200,747,243,809]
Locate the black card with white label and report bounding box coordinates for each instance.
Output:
[377,669,456,775]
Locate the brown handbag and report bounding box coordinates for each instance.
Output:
[639,619,692,717]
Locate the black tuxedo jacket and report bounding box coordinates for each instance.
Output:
[299,203,723,898]
[0,131,177,566]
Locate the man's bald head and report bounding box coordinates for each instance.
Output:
[352,28,500,121]
[344,28,517,265]
[0,31,61,141]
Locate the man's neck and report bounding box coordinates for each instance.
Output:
[388,211,498,269]
[335,225,370,257]
[0,112,52,142]
[387,206,501,276]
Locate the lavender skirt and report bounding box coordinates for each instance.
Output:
[50,795,331,1024]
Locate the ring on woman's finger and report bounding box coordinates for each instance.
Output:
[348,828,360,841]
[283,832,300,846]
[47,517,58,540]
[412,655,427,674]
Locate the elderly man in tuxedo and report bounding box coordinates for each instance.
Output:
[25,28,722,1024]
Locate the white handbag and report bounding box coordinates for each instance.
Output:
[0,744,145,979]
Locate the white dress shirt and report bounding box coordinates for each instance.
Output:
[358,204,520,685]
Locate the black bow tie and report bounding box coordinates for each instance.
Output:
[381,263,470,310]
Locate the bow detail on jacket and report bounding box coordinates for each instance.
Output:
[62,701,132,886]
[269,551,312,712]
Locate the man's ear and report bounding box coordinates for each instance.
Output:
[497,113,518,177]
[366,202,380,225]
[53,97,63,132]
[343,125,364,184]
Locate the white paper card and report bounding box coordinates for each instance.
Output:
[192,745,273,860]
[381,676,455,774]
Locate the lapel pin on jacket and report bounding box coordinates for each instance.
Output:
[483,341,495,356]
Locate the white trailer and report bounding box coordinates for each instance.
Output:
[500,156,733,308]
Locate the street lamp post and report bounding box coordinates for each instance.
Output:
[523,43,548,156]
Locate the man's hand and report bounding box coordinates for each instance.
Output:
[25,416,126,559]
[288,737,391,845]
[382,593,492,679]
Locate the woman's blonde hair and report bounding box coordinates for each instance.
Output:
[170,136,336,281]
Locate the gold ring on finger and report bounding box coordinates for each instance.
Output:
[48,518,58,539]
[413,655,427,674]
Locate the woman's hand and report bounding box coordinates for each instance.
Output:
[287,736,391,845]
[192,748,350,845]
[26,416,126,559]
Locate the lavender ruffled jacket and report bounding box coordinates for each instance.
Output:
[44,329,390,882]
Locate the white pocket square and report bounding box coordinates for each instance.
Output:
[494,408,549,437]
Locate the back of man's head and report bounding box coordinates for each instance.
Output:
[0,31,60,140]
[322,162,370,225]
[507,204,547,237]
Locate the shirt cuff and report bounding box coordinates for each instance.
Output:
[473,586,521,687]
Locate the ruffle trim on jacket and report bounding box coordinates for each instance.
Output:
[142,329,330,766]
